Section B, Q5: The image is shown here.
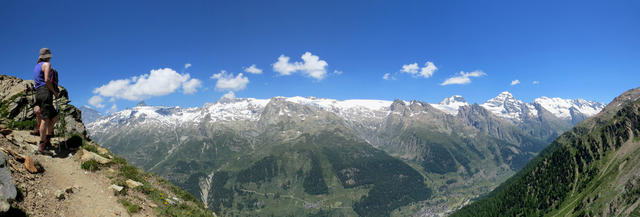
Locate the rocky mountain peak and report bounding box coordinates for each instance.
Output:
[533,96,606,120]
[480,91,534,121]
[431,95,470,115]
[487,91,518,104]
[440,95,467,105]
[390,99,407,111]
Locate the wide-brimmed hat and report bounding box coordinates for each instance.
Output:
[39,48,52,59]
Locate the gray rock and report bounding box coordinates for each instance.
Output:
[165,198,176,205]
[109,184,124,192]
[0,200,8,213]
[0,152,16,211]
[55,189,65,200]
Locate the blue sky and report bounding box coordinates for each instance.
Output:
[1,0,639,113]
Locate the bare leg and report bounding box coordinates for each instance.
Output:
[39,119,47,142]
[35,106,41,123]
[31,106,41,135]
[47,116,58,140]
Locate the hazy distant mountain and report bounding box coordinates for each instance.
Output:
[86,93,605,216]
[78,106,104,124]
[452,87,640,217]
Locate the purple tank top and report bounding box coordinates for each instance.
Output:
[34,62,57,89]
[33,62,46,89]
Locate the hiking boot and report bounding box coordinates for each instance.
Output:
[45,140,54,150]
[38,141,46,154]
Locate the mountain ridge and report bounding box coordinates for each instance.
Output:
[451,86,640,216]
[86,91,606,216]
[87,92,605,128]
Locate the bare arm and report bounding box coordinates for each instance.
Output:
[42,62,59,98]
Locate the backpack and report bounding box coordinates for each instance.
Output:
[51,68,60,93]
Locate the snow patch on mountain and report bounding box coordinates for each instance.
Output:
[430,95,469,115]
[203,98,269,121]
[481,91,537,121]
[534,97,606,119]
[87,94,606,136]
[283,96,393,122]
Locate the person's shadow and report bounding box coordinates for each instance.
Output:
[0,206,28,217]
[50,135,82,158]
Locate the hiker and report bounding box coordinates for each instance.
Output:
[33,48,59,153]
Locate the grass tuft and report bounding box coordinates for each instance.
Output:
[118,199,140,213]
[81,159,100,171]
[120,164,143,182]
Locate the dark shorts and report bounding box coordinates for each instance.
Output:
[35,86,58,119]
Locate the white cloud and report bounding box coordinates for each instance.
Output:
[399,61,437,78]
[182,78,202,94]
[220,91,235,100]
[401,63,419,74]
[532,81,540,85]
[244,64,263,74]
[511,79,520,86]
[210,70,249,91]
[185,63,192,69]
[273,55,297,76]
[440,70,486,86]
[88,95,105,108]
[272,52,328,80]
[419,62,437,78]
[382,73,394,80]
[93,68,202,101]
[333,70,343,75]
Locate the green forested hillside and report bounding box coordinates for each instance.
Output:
[452,88,640,217]
[198,130,432,217]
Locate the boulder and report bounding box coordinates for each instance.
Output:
[109,184,124,192]
[9,131,39,145]
[125,179,143,189]
[24,155,43,173]
[96,146,109,155]
[80,150,110,164]
[53,95,87,137]
[0,153,16,212]
[55,189,65,200]
[165,198,176,205]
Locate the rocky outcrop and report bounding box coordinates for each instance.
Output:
[0,152,16,212]
[0,75,85,137]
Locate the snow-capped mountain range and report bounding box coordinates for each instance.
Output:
[87,91,605,136]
